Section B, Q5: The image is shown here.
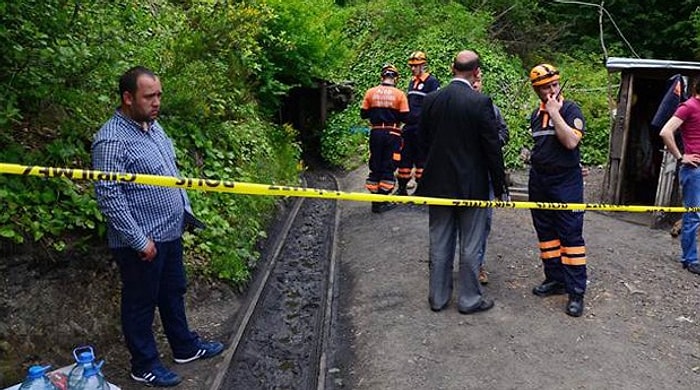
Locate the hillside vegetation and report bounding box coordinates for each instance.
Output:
[0,0,346,283]
[1,0,699,283]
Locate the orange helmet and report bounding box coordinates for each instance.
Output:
[408,51,428,65]
[381,63,399,78]
[529,63,560,87]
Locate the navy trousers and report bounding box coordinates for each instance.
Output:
[529,167,587,294]
[366,128,401,193]
[112,238,198,372]
[397,127,425,181]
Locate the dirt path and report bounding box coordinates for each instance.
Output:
[327,167,700,389]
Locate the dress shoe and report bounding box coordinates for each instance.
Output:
[683,262,700,275]
[458,298,494,314]
[429,297,449,312]
[532,280,566,297]
[566,294,584,317]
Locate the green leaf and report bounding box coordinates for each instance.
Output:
[0,226,16,238]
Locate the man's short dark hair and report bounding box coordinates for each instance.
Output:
[453,57,480,72]
[119,66,156,102]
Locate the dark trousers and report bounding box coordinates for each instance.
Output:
[112,238,198,372]
[397,127,425,180]
[529,167,587,294]
[366,129,401,193]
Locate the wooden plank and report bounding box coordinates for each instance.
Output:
[603,73,631,203]
[614,73,635,203]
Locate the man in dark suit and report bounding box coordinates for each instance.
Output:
[416,50,507,314]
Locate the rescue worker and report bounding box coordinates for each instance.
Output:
[360,63,410,213]
[397,51,441,195]
[527,64,588,317]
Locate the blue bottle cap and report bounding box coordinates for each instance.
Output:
[77,351,94,364]
[26,365,50,379]
[72,346,95,362]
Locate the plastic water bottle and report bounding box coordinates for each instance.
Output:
[67,346,95,389]
[71,360,107,390]
[18,365,58,390]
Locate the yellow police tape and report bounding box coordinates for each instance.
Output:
[1,162,698,212]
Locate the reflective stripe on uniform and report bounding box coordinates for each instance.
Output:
[379,180,395,192]
[408,90,428,97]
[539,239,561,260]
[561,245,586,265]
[366,181,379,193]
[397,168,412,179]
[533,130,556,137]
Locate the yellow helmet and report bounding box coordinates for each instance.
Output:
[529,63,560,87]
[408,51,428,65]
[381,63,399,78]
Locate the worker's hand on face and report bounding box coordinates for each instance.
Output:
[139,239,157,262]
[545,92,563,113]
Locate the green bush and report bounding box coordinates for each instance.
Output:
[321,0,615,169]
[322,0,531,169]
[0,0,309,284]
[184,120,300,282]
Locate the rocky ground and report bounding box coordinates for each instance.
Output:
[326,165,700,389]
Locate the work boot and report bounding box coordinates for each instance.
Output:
[374,202,397,213]
[532,280,566,297]
[566,294,584,317]
[396,179,409,196]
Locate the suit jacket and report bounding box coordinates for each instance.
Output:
[416,78,506,200]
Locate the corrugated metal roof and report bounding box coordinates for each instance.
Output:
[606,57,700,72]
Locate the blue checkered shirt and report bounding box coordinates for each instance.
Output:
[92,110,193,250]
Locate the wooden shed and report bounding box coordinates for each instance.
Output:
[602,57,700,217]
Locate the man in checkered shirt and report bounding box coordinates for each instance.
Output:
[92,66,224,387]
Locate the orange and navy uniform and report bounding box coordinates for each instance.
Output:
[528,99,588,294]
[361,82,409,194]
[398,73,440,183]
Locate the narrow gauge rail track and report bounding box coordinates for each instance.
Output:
[211,171,340,390]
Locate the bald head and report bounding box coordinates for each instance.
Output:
[452,50,481,82]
